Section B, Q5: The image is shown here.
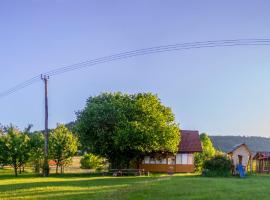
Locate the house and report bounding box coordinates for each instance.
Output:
[227,143,252,173]
[253,152,270,173]
[139,130,202,173]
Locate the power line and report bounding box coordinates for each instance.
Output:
[43,39,270,77]
[1,39,270,99]
[0,76,40,98]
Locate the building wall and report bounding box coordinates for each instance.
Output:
[140,164,194,173]
[230,145,250,167]
[141,153,195,173]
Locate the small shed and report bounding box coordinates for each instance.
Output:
[227,143,252,173]
[253,152,270,173]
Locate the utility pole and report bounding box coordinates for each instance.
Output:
[41,74,50,177]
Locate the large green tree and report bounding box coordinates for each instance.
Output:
[49,124,78,174]
[75,92,180,168]
[195,133,216,172]
[2,126,30,176]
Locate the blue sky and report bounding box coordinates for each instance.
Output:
[1,1,270,136]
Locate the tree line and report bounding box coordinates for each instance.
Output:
[0,92,223,177]
[0,124,78,176]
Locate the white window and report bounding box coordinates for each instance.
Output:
[168,157,176,164]
[144,156,167,164]
[176,154,182,164]
[176,154,194,164]
[144,156,150,164]
[156,158,163,164]
[182,154,188,164]
[150,157,155,164]
[162,158,167,164]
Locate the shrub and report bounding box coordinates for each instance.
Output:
[80,153,107,171]
[194,133,216,173]
[202,155,232,177]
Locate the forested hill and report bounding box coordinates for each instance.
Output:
[210,136,270,153]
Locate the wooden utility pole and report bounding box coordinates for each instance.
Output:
[41,74,50,177]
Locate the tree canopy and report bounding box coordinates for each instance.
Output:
[75,92,180,168]
[195,133,216,172]
[1,126,30,176]
[29,132,44,173]
[49,124,78,173]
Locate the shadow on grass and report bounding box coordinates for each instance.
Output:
[0,171,213,200]
[0,174,163,200]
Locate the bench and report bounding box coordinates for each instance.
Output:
[104,169,150,176]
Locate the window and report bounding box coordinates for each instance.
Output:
[168,157,176,164]
[176,154,182,164]
[176,154,194,164]
[156,158,163,164]
[144,156,167,164]
[150,157,155,164]
[162,158,167,164]
[182,154,188,164]
[144,156,150,164]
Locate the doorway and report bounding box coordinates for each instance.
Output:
[238,155,243,165]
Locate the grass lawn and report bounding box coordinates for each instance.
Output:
[1,169,270,200]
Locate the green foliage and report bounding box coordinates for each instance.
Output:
[80,153,107,171]
[75,92,179,168]
[29,132,44,173]
[195,133,216,172]
[0,137,9,167]
[1,125,30,176]
[49,124,78,173]
[203,155,232,177]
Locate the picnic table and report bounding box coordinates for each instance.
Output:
[104,169,150,176]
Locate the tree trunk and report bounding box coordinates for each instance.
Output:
[56,163,59,174]
[14,165,18,177]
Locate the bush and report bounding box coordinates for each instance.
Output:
[80,153,107,171]
[202,155,232,177]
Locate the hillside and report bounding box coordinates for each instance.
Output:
[210,135,270,153]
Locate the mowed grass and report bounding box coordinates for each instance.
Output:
[1,169,270,200]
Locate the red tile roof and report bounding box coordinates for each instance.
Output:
[179,130,202,153]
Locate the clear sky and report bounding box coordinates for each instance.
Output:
[1,0,270,136]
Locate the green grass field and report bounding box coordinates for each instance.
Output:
[1,169,270,200]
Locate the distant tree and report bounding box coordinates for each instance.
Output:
[3,126,30,176]
[195,133,216,173]
[0,124,3,134]
[18,134,30,174]
[49,124,78,174]
[80,153,107,171]
[17,125,33,173]
[75,92,180,169]
[0,126,8,167]
[29,132,44,174]
[0,137,9,168]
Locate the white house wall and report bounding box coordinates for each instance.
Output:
[231,146,250,167]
